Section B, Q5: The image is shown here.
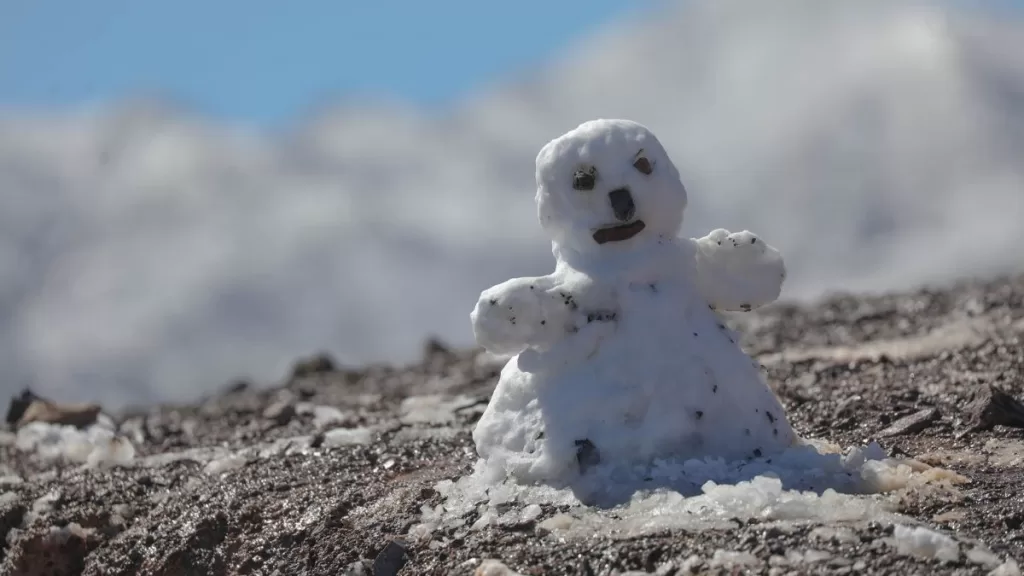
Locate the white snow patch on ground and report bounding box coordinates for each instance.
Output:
[322,427,375,447]
[891,524,960,562]
[474,559,526,576]
[15,422,135,468]
[710,549,761,568]
[294,403,348,429]
[991,559,1023,576]
[969,546,1006,569]
[409,439,968,542]
[203,454,248,476]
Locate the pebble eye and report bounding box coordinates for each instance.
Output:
[572,166,597,191]
[633,155,653,175]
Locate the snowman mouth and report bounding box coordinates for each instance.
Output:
[593,220,646,244]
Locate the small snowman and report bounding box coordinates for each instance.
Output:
[471,119,797,487]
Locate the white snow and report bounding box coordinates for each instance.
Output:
[892,524,960,562]
[322,427,374,447]
[969,546,1005,569]
[295,403,349,429]
[991,559,1023,576]
[408,440,967,543]
[203,454,248,476]
[472,120,797,491]
[710,550,761,568]
[474,559,525,576]
[15,422,135,468]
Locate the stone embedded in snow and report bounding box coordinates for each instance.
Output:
[892,524,960,562]
[470,119,796,489]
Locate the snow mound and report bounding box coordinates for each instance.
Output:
[15,422,135,468]
[409,439,967,542]
[892,524,960,562]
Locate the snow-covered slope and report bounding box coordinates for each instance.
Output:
[1,0,1023,406]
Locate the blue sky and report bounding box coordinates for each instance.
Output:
[0,0,657,126]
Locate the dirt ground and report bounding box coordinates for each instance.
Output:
[2,273,1024,576]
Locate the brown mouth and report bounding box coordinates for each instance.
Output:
[592,220,646,245]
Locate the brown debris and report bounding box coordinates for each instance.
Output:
[964,384,1024,432]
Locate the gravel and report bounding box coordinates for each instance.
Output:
[1,273,1024,575]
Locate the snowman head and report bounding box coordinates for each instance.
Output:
[535,119,687,259]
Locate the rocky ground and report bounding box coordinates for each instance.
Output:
[2,273,1024,575]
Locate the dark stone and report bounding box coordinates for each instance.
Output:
[372,539,409,576]
[263,400,296,427]
[964,384,1024,432]
[224,379,252,394]
[575,439,601,474]
[5,388,41,425]
[422,336,455,361]
[877,407,939,437]
[291,352,339,379]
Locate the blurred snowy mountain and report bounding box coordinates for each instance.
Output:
[2,0,1023,407]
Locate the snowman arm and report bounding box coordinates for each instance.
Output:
[470,276,573,355]
[690,229,786,311]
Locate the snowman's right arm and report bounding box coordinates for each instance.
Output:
[470,276,574,355]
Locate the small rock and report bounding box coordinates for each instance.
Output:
[877,407,939,438]
[964,385,1024,433]
[263,400,296,427]
[291,352,338,379]
[372,539,409,576]
[224,379,251,394]
[5,389,41,425]
[16,398,102,429]
[575,438,601,473]
[422,336,455,360]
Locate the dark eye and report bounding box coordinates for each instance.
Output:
[572,166,597,191]
[633,156,653,175]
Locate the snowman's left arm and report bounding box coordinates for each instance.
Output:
[689,229,786,311]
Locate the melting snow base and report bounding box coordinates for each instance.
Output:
[410,438,969,542]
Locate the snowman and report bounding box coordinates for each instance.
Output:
[471,119,797,487]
